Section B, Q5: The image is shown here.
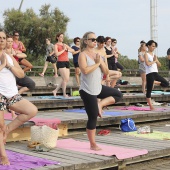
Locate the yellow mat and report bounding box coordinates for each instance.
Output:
[124,131,170,140]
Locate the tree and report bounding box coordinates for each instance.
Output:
[3,4,71,65]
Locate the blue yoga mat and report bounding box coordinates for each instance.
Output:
[64,109,133,116]
[152,91,170,95]
[37,96,80,100]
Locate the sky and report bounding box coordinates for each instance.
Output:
[0,0,170,59]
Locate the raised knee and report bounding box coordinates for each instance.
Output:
[30,107,38,118]
[29,65,33,69]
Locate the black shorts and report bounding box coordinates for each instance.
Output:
[57,61,70,69]
[46,56,57,64]
[74,62,79,68]
[18,58,24,62]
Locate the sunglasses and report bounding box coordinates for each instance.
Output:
[88,38,97,42]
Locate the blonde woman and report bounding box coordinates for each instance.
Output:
[78,32,122,151]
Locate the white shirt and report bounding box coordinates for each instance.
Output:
[0,53,18,98]
[145,52,158,75]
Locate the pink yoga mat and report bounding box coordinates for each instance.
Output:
[4,113,61,129]
[120,106,166,111]
[57,138,148,160]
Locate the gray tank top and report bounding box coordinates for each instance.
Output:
[79,54,102,95]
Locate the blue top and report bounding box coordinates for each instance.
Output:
[72,46,80,63]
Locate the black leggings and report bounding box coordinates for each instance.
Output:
[16,75,36,91]
[116,62,124,71]
[146,72,169,98]
[79,85,123,130]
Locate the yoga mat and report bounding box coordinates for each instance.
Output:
[4,113,61,129]
[0,150,60,170]
[124,131,170,140]
[37,96,80,100]
[57,138,148,159]
[119,106,166,111]
[64,109,133,116]
[152,91,170,95]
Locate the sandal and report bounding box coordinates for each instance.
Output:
[102,129,110,136]
[97,129,110,136]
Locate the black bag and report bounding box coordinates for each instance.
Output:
[49,55,57,63]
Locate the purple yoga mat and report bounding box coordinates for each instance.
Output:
[0,150,60,170]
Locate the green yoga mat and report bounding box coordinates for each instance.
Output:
[124,131,170,140]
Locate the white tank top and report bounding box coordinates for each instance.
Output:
[79,54,102,95]
[0,53,18,98]
[145,52,158,75]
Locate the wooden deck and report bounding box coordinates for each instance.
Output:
[5,106,170,141]
[24,93,170,110]
[5,122,170,170]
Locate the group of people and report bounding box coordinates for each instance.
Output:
[39,33,123,98]
[138,40,169,110]
[0,29,170,165]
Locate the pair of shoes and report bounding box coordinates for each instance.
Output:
[97,129,110,136]
[39,73,44,77]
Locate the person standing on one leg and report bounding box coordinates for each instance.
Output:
[52,33,74,97]
[79,32,123,151]
[144,40,169,110]
[39,38,58,77]
[0,31,37,165]
[71,37,81,86]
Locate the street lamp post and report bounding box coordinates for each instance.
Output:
[18,0,24,11]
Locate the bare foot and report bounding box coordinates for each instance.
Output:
[53,74,58,78]
[39,73,44,77]
[98,103,103,118]
[52,90,57,97]
[90,144,102,151]
[0,156,10,165]
[150,107,156,111]
[63,94,69,98]
[11,110,17,119]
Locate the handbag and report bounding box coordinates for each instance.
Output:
[120,118,137,132]
[49,55,57,63]
[30,125,59,149]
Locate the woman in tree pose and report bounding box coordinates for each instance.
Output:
[0,31,37,165]
[52,33,74,97]
[144,40,169,110]
[78,31,122,150]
